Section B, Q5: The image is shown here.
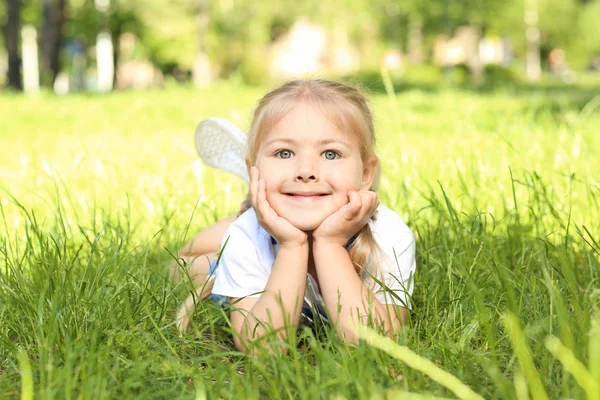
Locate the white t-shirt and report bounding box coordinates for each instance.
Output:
[212,204,416,311]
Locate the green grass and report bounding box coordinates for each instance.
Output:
[1,79,599,399]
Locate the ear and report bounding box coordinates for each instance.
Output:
[361,156,379,191]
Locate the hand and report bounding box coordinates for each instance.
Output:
[312,190,379,247]
[250,166,308,247]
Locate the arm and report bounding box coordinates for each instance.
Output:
[170,214,237,285]
[230,242,308,352]
[312,190,407,343]
[229,166,309,353]
[312,239,407,343]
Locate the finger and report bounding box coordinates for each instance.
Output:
[257,178,276,219]
[373,192,380,210]
[343,191,362,219]
[257,178,267,207]
[356,191,377,221]
[367,191,379,215]
[366,191,379,211]
[360,190,377,208]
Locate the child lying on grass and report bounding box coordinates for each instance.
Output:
[171,79,416,352]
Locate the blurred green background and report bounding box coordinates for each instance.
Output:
[2,0,600,91]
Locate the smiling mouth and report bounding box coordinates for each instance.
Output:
[286,193,329,196]
[285,193,330,200]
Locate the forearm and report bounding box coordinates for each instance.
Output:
[234,243,308,350]
[170,214,237,284]
[312,240,394,343]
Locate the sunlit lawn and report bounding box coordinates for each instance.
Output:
[1,78,599,399]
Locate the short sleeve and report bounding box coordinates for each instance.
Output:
[370,208,416,309]
[212,222,271,299]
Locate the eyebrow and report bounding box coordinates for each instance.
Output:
[264,138,351,148]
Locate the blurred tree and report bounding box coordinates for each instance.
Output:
[577,0,600,69]
[3,0,22,89]
[388,0,439,61]
[205,0,321,83]
[66,0,145,86]
[488,0,600,70]
[133,0,197,72]
[538,0,600,69]
[192,0,210,85]
[39,0,66,87]
[106,2,144,85]
[10,0,597,89]
[195,0,208,55]
[314,0,385,70]
[378,0,508,58]
[525,0,541,80]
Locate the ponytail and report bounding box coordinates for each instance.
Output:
[237,193,252,217]
[346,211,383,288]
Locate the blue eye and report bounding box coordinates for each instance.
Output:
[276,150,293,159]
[323,150,339,160]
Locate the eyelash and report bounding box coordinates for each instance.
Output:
[274,150,341,160]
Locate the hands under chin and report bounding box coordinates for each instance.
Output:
[250,167,308,247]
[312,190,379,247]
[250,167,378,249]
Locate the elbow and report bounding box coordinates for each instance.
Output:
[339,329,360,345]
[340,306,407,343]
[232,330,290,356]
[338,320,396,344]
[233,334,248,353]
[233,338,290,357]
[336,316,363,345]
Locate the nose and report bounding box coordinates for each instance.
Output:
[294,154,319,182]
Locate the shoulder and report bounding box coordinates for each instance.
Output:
[228,207,260,237]
[213,208,275,297]
[220,208,273,257]
[225,208,266,241]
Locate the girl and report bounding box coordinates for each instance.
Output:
[172,79,415,351]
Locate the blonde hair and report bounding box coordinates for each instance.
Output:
[239,79,382,282]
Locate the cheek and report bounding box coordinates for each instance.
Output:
[257,162,277,185]
[329,165,363,190]
[258,168,282,199]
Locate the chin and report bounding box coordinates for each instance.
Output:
[270,197,340,232]
[279,212,327,232]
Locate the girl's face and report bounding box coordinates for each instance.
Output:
[254,102,377,231]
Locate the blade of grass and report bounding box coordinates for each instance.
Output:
[590,315,600,387]
[357,325,484,400]
[17,347,34,400]
[502,312,548,400]
[544,336,600,400]
[195,376,207,400]
[514,368,530,400]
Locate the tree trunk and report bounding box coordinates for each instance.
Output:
[112,30,120,88]
[525,0,541,81]
[4,0,22,90]
[197,0,209,54]
[40,0,67,87]
[407,15,423,64]
[193,0,211,86]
